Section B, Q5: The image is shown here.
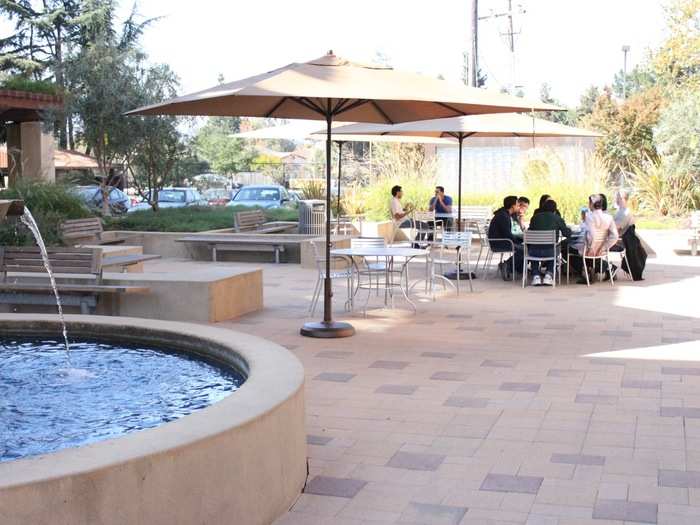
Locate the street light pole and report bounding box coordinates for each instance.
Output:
[621,45,630,99]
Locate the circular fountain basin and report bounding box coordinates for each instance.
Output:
[0,314,306,525]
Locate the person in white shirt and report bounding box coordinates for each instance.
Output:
[614,189,635,237]
[570,194,619,283]
[390,185,412,227]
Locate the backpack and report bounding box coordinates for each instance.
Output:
[621,225,646,281]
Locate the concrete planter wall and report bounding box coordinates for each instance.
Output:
[0,315,306,525]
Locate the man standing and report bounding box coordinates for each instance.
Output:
[429,186,454,230]
[488,195,523,280]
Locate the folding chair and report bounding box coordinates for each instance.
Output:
[566,229,615,286]
[522,230,561,288]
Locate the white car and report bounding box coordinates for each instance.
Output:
[128,188,208,212]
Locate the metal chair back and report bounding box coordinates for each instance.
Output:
[442,231,472,248]
[351,236,386,249]
[523,230,558,246]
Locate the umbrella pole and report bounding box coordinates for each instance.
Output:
[457,134,464,231]
[336,141,344,230]
[445,134,471,281]
[300,110,355,339]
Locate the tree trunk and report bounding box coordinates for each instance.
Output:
[55,23,67,149]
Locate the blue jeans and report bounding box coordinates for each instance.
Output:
[528,245,555,274]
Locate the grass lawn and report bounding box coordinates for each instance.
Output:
[105,206,299,232]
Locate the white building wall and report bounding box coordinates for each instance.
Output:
[436,136,596,195]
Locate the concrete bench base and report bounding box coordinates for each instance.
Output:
[0,267,262,323]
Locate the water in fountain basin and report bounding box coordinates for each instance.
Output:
[20,208,71,357]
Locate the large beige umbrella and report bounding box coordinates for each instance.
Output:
[127,52,559,339]
[331,113,601,229]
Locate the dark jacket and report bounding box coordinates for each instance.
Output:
[621,225,646,280]
[488,207,520,251]
[529,211,571,239]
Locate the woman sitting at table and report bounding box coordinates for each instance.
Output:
[527,199,571,286]
[569,194,619,283]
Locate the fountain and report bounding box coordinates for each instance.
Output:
[0,200,306,525]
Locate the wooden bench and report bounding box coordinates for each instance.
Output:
[0,246,150,314]
[690,211,700,256]
[59,217,126,245]
[233,209,297,234]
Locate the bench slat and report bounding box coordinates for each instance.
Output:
[0,284,150,293]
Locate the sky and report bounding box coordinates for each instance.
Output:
[117,0,668,106]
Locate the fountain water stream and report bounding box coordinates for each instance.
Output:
[19,208,71,356]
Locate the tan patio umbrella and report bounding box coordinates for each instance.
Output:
[331,113,601,229]
[127,51,560,339]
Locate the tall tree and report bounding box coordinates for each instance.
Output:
[194,117,257,175]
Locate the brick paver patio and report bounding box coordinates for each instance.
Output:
[150,246,700,524]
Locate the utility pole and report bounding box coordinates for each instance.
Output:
[478,1,526,93]
[621,45,630,99]
[470,0,479,87]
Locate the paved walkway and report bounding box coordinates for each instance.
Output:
[152,249,700,524]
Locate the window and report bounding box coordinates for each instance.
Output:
[235,188,280,201]
[158,190,186,203]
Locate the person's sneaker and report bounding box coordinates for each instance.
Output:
[531,274,542,286]
[542,273,554,286]
[603,265,617,282]
[576,276,590,285]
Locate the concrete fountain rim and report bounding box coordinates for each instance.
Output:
[0,313,305,488]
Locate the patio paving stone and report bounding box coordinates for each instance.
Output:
[499,382,541,393]
[658,470,700,488]
[592,499,658,523]
[304,476,368,498]
[386,451,446,471]
[369,360,409,370]
[315,372,356,383]
[443,396,490,408]
[375,385,418,395]
[421,351,456,359]
[480,473,544,494]
[307,434,334,446]
[550,453,606,466]
[398,502,467,524]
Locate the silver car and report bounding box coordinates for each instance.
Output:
[226,185,294,209]
[128,188,208,213]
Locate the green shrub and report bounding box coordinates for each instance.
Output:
[0,77,61,96]
[105,205,299,232]
[631,159,696,216]
[0,182,92,246]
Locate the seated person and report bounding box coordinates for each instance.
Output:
[512,196,530,235]
[569,194,619,283]
[532,194,561,218]
[488,195,523,280]
[429,186,454,230]
[613,189,635,241]
[527,199,571,286]
[390,185,412,228]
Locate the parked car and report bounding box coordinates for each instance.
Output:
[72,185,132,215]
[288,190,303,204]
[226,184,295,209]
[203,188,236,206]
[128,187,208,213]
